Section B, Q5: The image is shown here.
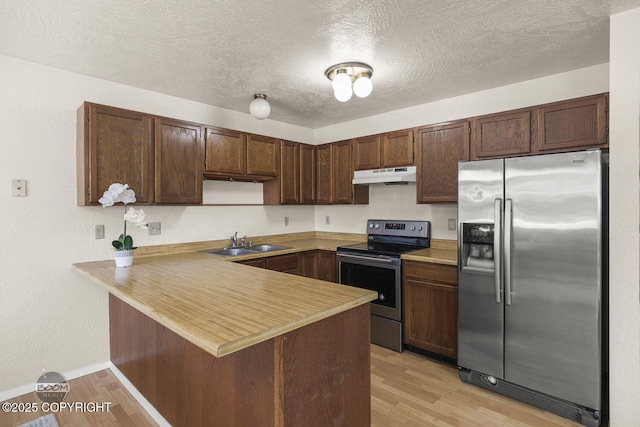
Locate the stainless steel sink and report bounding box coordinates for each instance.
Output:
[204,247,256,256]
[248,244,291,252]
[202,244,291,257]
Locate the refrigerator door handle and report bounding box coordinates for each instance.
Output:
[504,198,513,306]
[494,198,502,303]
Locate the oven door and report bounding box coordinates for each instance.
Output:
[337,252,401,321]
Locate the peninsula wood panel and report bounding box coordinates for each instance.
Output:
[77,102,154,205]
[381,129,414,167]
[110,294,276,427]
[416,120,469,203]
[471,109,532,160]
[109,294,371,427]
[154,118,203,204]
[282,303,371,427]
[204,126,247,175]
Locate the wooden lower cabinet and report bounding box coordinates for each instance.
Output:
[110,294,371,427]
[403,261,458,359]
[238,250,337,282]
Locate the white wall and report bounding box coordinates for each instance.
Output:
[609,8,640,426]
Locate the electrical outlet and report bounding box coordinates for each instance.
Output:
[325,215,330,225]
[11,179,27,197]
[448,218,457,231]
[95,224,105,240]
[284,216,290,226]
[148,222,161,235]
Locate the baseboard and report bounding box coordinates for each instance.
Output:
[0,360,112,402]
[108,363,171,427]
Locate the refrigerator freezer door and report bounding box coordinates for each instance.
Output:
[504,151,602,409]
[457,159,505,379]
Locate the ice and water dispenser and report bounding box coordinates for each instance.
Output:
[460,223,495,272]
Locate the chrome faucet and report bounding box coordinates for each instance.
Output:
[230,231,238,248]
[241,235,247,248]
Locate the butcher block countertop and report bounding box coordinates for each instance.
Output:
[401,239,458,266]
[73,250,376,358]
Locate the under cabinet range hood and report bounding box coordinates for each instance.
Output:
[352,166,417,185]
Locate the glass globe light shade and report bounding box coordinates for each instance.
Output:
[249,95,271,120]
[334,86,353,102]
[353,75,373,98]
[331,71,352,92]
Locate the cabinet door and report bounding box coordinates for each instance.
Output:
[536,93,608,153]
[353,135,381,170]
[298,251,317,278]
[300,144,316,204]
[416,120,469,203]
[280,140,300,204]
[247,134,278,177]
[316,251,337,283]
[332,140,353,204]
[238,258,267,268]
[316,143,333,204]
[155,118,203,204]
[471,110,532,160]
[403,261,458,359]
[204,127,246,175]
[266,253,299,274]
[79,103,154,205]
[382,129,414,167]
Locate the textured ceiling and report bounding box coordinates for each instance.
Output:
[1,0,639,128]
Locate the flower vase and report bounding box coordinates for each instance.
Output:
[114,249,135,267]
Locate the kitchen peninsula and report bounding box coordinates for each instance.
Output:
[73,251,377,427]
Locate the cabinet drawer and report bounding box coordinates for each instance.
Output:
[266,254,299,272]
[403,261,457,285]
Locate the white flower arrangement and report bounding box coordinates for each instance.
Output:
[99,183,148,251]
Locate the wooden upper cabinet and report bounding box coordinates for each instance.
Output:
[416,120,470,203]
[353,129,414,170]
[536,93,608,153]
[204,127,246,175]
[247,134,278,177]
[154,118,203,204]
[382,129,414,167]
[332,140,354,204]
[316,143,333,204]
[77,102,154,205]
[280,140,301,204]
[300,144,316,204]
[353,135,381,170]
[471,109,532,160]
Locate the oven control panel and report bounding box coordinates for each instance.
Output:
[367,220,430,238]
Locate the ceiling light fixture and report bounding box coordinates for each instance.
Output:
[249,94,271,119]
[325,62,373,102]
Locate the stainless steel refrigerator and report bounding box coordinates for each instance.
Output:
[457,150,608,427]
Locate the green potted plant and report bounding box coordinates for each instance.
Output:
[99,183,148,267]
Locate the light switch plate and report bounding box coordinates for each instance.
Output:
[95,224,105,240]
[148,222,161,235]
[448,218,457,231]
[12,179,26,197]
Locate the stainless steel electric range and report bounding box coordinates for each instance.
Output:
[336,219,431,352]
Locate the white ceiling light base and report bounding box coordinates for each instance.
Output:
[249,94,271,119]
[325,62,373,102]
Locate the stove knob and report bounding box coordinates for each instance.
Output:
[374,223,380,229]
[379,293,385,301]
[410,225,416,231]
[417,226,423,231]
[369,223,375,229]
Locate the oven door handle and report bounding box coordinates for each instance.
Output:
[337,253,397,264]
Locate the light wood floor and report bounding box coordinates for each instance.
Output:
[1,346,583,427]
